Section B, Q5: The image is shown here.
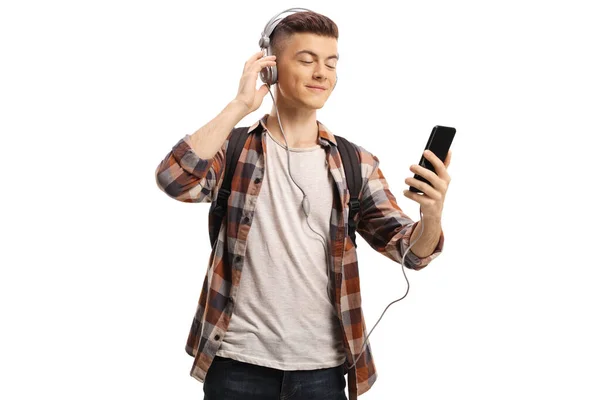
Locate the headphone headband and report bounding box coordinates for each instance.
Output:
[258,7,314,49]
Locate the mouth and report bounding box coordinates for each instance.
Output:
[306,85,326,92]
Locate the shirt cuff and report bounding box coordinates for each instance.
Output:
[170,134,213,179]
[400,221,445,270]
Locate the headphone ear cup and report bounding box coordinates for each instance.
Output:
[259,67,268,84]
[271,64,278,85]
[259,46,277,86]
[260,66,276,86]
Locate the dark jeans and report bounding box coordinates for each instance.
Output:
[203,355,348,400]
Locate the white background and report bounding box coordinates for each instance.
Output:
[1,0,599,399]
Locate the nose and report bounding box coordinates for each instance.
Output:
[314,61,327,75]
[312,62,328,82]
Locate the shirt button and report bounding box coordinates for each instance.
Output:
[254,177,261,184]
[243,216,250,224]
[214,334,220,340]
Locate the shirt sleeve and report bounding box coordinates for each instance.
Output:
[355,151,444,270]
[155,134,227,203]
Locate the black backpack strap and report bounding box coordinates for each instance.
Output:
[334,135,362,248]
[209,126,250,248]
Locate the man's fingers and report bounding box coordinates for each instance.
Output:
[253,58,276,72]
[424,150,450,180]
[257,83,270,97]
[244,51,265,71]
[252,50,264,61]
[245,53,276,73]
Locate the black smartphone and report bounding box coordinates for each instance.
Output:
[409,125,456,193]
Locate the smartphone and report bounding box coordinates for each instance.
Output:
[409,125,456,193]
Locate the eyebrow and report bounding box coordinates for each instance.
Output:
[295,50,339,60]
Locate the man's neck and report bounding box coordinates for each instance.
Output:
[266,106,319,149]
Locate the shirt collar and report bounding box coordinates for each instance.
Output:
[247,113,338,147]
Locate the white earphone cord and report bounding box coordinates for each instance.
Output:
[267,86,425,372]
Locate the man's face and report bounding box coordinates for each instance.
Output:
[275,32,338,110]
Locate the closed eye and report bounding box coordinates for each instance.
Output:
[300,61,336,69]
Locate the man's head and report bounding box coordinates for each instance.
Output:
[268,11,339,110]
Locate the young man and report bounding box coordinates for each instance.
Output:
[155,10,451,400]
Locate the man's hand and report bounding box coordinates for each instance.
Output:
[403,149,452,221]
[233,50,277,115]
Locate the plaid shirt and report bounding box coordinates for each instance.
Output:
[155,113,444,399]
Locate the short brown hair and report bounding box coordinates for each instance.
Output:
[270,11,339,57]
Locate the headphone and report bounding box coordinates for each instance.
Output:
[258,7,337,90]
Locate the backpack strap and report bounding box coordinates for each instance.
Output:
[209,126,250,248]
[333,135,362,249]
